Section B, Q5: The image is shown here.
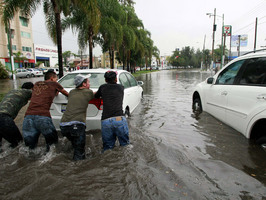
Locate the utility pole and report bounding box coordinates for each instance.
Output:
[238,35,241,57]
[211,8,216,75]
[220,14,224,69]
[254,17,258,52]
[6,20,17,88]
[201,35,206,71]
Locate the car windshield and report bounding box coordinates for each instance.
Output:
[59,73,106,88]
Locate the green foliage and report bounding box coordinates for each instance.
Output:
[0,62,10,79]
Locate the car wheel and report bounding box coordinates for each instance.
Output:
[256,136,266,149]
[192,98,202,113]
[26,74,30,78]
[31,74,35,77]
[124,108,130,118]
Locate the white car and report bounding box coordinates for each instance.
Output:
[27,68,43,77]
[192,50,266,148]
[50,68,144,131]
[14,69,31,78]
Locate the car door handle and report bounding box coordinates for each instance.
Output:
[257,94,266,100]
[221,91,228,96]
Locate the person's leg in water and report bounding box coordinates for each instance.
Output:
[101,117,116,151]
[23,115,40,149]
[0,113,23,148]
[70,124,86,161]
[114,116,129,147]
[35,116,58,152]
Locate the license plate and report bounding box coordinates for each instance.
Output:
[61,104,67,112]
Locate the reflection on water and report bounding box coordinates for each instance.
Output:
[0,70,265,199]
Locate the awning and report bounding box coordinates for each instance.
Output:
[36,56,50,61]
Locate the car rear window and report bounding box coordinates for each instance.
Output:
[58,73,106,88]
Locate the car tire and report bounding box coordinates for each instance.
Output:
[26,74,30,78]
[31,74,35,77]
[125,108,130,118]
[193,98,202,113]
[255,136,266,149]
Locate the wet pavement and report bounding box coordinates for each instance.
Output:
[0,70,265,200]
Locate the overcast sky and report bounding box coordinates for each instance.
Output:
[32,0,266,56]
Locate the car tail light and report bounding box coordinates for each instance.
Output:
[89,98,103,110]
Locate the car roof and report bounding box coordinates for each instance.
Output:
[65,68,129,74]
[221,51,266,71]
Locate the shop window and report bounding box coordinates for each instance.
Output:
[11,29,15,38]
[22,46,32,52]
[21,31,31,38]
[19,17,28,27]
[6,45,16,51]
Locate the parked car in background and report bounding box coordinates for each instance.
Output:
[50,68,144,131]
[12,68,31,78]
[47,68,59,75]
[27,68,43,77]
[192,50,266,148]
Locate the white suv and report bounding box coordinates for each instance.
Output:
[192,50,266,148]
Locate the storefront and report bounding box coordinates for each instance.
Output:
[34,44,58,67]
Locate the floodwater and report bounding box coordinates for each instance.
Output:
[0,70,265,200]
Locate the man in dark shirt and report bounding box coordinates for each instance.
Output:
[95,71,129,151]
[0,82,34,149]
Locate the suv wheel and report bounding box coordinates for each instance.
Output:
[256,136,266,150]
[193,98,202,113]
[125,108,130,118]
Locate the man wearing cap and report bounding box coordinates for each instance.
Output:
[23,71,68,151]
[94,71,130,151]
[60,74,94,160]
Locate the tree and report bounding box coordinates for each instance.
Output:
[62,51,72,66]
[62,1,100,69]
[2,0,94,78]
[13,51,27,68]
[97,0,123,69]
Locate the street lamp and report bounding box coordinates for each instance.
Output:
[206,8,216,75]
[207,9,225,72]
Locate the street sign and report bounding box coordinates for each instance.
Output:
[223,25,232,36]
[231,35,248,47]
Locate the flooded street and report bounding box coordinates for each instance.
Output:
[0,70,265,200]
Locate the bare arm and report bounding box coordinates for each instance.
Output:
[60,89,69,97]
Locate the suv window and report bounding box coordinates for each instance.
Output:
[216,60,244,85]
[239,57,266,86]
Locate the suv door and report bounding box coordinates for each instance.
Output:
[225,57,266,136]
[204,60,243,122]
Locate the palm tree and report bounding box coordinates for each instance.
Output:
[2,0,96,77]
[62,3,100,69]
[97,0,123,69]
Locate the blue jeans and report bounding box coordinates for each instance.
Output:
[60,124,86,161]
[101,116,129,151]
[22,115,58,150]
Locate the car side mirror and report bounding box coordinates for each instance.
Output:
[207,77,214,84]
[138,81,144,86]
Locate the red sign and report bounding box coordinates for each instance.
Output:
[223,25,232,36]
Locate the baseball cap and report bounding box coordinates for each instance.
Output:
[74,74,90,87]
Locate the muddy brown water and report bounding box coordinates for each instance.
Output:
[0,71,265,200]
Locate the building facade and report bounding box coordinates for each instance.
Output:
[34,44,58,67]
[0,9,35,70]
